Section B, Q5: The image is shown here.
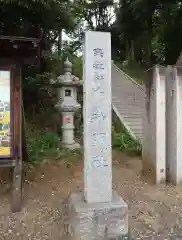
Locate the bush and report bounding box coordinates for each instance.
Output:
[26,127,60,167]
[112,130,142,155]
[112,110,142,155]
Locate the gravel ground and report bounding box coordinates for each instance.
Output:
[0,151,182,239]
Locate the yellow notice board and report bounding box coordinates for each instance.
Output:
[0,71,11,157]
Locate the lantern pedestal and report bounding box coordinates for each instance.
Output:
[61,110,81,150]
[51,58,83,150]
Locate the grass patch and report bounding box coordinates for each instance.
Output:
[112,111,142,155]
[25,125,83,169]
[112,130,142,155]
[26,127,60,168]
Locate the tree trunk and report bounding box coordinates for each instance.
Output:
[125,40,130,60]
[143,18,153,121]
[131,40,135,60]
[58,29,62,56]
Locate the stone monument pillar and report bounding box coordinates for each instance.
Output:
[142,65,166,183]
[165,66,182,184]
[50,58,83,149]
[69,31,128,239]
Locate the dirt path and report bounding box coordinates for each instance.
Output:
[0,151,182,239]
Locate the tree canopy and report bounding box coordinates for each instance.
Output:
[1,0,182,68]
[0,0,77,51]
[112,0,182,66]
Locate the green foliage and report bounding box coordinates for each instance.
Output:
[23,71,54,115]
[26,127,60,167]
[0,0,76,34]
[73,0,115,31]
[112,0,182,67]
[112,111,142,155]
[26,126,83,168]
[45,55,64,77]
[46,54,83,79]
[112,130,142,155]
[55,148,83,168]
[116,60,144,84]
[23,53,83,114]
[23,53,83,168]
[0,0,80,66]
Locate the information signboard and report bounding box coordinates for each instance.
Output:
[0,71,11,157]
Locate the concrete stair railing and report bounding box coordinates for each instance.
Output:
[111,63,145,141]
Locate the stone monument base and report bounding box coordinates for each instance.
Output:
[69,191,128,240]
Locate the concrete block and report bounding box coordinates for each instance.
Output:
[69,191,128,240]
[142,65,166,183]
[166,66,182,184]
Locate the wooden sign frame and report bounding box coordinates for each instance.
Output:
[0,70,11,159]
[0,63,23,212]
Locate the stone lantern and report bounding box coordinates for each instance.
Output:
[50,58,83,149]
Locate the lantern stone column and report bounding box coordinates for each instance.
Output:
[50,58,83,149]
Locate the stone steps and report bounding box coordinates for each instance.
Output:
[112,64,145,140]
